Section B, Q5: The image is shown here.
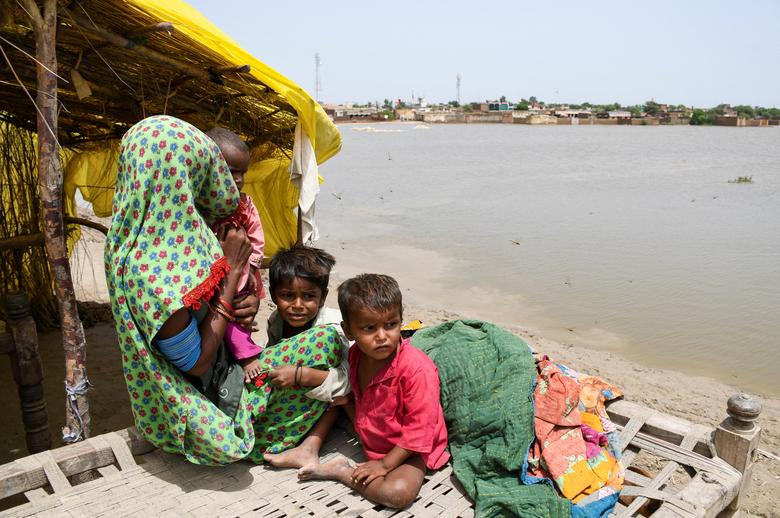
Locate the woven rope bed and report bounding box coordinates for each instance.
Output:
[0,399,752,517]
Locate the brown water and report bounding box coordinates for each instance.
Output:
[317,123,780,396]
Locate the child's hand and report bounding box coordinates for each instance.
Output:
[242,359,264,383]
[352,460,389,487]
[268,364,297,388]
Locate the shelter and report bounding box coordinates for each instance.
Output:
[0,0,339,442]
[0,0,341,323]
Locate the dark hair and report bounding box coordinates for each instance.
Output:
[337,274,403,322]
[269,245,336,295]
[204,127,249,155]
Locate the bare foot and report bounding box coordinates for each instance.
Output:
[242,358,264,383]
[298,454,356,483]
[263,438,319,469]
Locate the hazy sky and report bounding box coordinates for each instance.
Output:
[188,0,779,107]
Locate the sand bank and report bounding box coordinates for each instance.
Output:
[0,238,777,515]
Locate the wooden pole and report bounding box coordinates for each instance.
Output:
[714,393,762,512]
[4,293,51,454]
[23,0,91,442]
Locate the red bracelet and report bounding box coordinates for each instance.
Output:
[209,302,235,322]
[217,296,235,314]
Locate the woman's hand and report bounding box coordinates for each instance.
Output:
[233,292,259,331]
[217,226,251,273]
[268,365,297,388]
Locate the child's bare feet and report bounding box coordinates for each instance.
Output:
[298,454,356,483]
[241,358,264,383]
[263,436,320,468]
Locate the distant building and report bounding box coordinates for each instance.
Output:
[324,104,381,121]
[395,108,417,121]
[555,109,592,119]
[714,116,769,127]
[481,100,511,112]
[608,110,632,119]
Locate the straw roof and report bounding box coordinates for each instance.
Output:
[0,0,301,152]
[0,0,341,326]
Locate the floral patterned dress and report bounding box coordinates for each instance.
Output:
[105,115,341,465]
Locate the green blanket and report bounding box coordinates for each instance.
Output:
[411,320,571,518]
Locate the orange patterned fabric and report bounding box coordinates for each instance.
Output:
[528,357,624,503]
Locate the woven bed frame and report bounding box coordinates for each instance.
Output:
[0,398,759,517]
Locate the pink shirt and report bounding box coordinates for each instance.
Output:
[241,194,266,299]
[214,193,266,299]
[349,338,450,470]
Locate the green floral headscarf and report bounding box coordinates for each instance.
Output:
[105,115,254,464]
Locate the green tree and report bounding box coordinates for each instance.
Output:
[515,100,529,110]
[382,99,393,110]
[644,100,661,116]
[499,95,507,103]
[756,107,780,118]
[448,100,460,108]
[690,109,716,125]
[529,96,538,104]
[628,105,643,118]
[734,105,755,118]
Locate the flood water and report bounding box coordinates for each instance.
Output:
[316,123,780,397]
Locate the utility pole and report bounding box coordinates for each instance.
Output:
[456,73,461,105]
[314,52,321,102]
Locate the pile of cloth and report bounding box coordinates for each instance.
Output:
[411,320,624,518]
[528,357,624,513]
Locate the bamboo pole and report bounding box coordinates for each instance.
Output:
[22,0,91,442]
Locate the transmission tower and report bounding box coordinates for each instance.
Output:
[456,73,461,105]
[314,53,321,102]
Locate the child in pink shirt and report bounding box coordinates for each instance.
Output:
[206,128,266,381]
[299,274,449,509]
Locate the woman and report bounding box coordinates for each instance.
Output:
[105,115,342,465]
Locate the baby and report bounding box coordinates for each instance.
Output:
[299,274,449,509]
[205,127,266,380]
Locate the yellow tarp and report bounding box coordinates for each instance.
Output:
[63,0,341,258]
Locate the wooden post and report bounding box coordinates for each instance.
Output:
[714,393,762,512]
[4,293,51,454]
[23,0,91,442]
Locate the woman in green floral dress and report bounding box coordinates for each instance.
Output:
[105,115,343,465]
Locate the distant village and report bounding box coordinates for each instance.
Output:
[321,98,779,127]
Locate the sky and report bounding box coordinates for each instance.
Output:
[188,0,780,108]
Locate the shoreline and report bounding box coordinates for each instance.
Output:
[0,234,777,514]
[335,119,778,130]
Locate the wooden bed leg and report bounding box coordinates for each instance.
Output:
[5,293,52,454]
[714,393,762,513]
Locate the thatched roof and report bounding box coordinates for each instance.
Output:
[0,0,341,326]
[0,0,335,155]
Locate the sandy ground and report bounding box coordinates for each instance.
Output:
[1,236,777,515]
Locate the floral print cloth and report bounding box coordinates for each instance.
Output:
[105,115,341,465]
[528,356,624,509]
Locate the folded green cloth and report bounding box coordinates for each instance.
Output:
[412,320,571,518]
